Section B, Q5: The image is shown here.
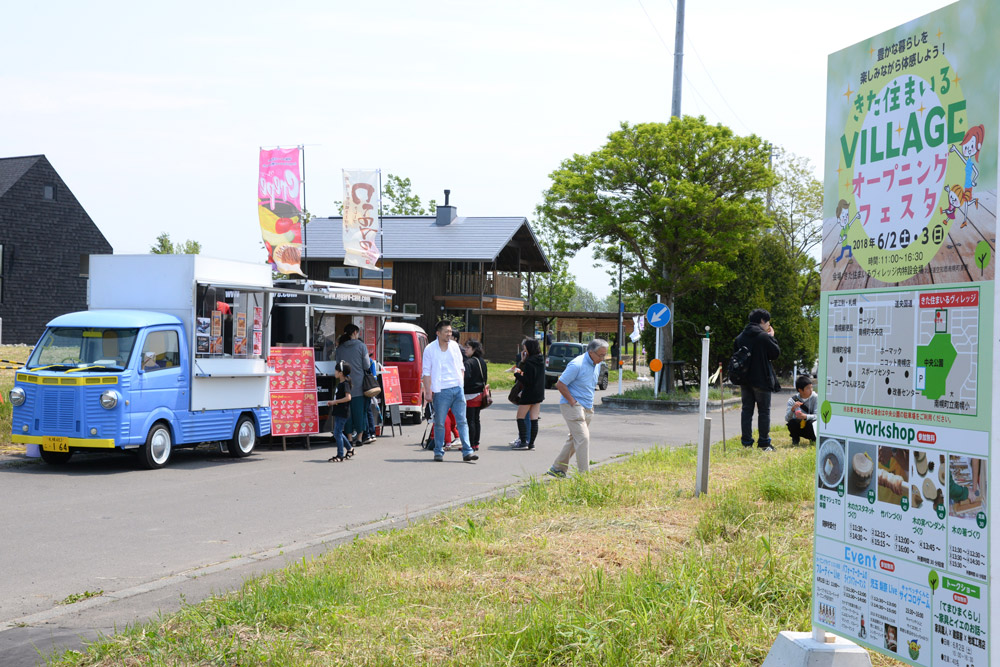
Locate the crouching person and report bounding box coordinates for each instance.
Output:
[786,375,818,445]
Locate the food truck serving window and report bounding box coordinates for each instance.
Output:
[28,328,140,370]
[195,285,265,360]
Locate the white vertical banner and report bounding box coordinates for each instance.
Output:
[342,169,381,270]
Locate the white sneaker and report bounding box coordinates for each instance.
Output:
[510,438,522,449]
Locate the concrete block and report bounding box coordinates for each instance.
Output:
[762,631,872,667]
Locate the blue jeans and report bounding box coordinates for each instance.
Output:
[433,386,472,457]
[333,415,352,458]
[740,384,772,447]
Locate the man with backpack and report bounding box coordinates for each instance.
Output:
[732,309,781,451]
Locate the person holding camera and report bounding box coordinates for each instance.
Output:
[735,308,781,451]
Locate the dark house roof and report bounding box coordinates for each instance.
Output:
[0,155,43,199]
[305,215,551,272]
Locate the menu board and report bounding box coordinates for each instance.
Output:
[268,347,319,435]
[382,365,402,406]
[817,2,999,664]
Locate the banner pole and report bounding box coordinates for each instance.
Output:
[379,169,384,293]
[300,145,308,277]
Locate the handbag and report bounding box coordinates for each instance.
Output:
[362,370,382,398]
[475,358,492,409]
[507,380,523,405]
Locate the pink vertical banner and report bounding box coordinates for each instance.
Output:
[342,169,381,270]
[258,148,305,276]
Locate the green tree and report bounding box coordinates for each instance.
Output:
[568,287,602,312]
[672,230,819,379]
[542,117,774,388]
[524,215,576,311]
[150,232,201,254]
[382,174,437,215]
[768,147,823,307]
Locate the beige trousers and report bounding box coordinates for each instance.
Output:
[553,403,594,473]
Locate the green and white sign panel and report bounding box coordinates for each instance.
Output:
[817,1,999,664]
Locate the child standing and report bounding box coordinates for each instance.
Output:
[327,361,355,462]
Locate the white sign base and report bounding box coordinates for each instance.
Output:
[762,631,871,667]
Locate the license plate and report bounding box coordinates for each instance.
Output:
[42,437,69,453]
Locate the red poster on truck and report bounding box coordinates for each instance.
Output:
[382,365,402,405]
[268,347,319,435]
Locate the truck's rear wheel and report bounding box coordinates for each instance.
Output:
[227,415,256,458]
[140,423,172,469]
[40,449,73,465]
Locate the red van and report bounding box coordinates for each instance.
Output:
[383,322,429,422]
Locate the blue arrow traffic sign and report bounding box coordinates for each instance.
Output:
[646,303,671,328]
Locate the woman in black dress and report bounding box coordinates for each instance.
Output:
[512,338,545,450]
[463,339,487,451]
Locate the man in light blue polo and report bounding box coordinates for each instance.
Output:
[546,338,609,477]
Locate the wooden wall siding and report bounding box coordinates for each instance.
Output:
[481,314,533,364]
[394,261,446,334]
[559,318,635,334]
[0,158,112,344]
[360,278,393,290]
[495,297,526,311]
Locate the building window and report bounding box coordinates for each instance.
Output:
[43,184,56,200]
[402,303,417,314]
[328,266,358,280]
[361,267,393,279]
[79,254,89,278]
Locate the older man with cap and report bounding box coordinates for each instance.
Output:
[546,338,609,477]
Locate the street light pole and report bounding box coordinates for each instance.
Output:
[617,257,624,395]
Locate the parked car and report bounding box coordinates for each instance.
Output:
[544,342,608,390]
[382,322,429,422]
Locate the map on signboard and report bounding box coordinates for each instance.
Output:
[826,288,978,414]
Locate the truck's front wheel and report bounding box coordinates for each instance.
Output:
[227,415,256,458]
[140,423,172,469]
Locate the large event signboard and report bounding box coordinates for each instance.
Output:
[382,365,402,406]
[268,347,319,436]
[816,2,999,664]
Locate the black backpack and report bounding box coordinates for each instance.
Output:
[728,344,751,385]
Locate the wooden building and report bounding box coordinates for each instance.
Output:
[0,155,113,344]
[301,199,551,360]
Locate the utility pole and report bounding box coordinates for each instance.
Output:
[659,0,684,392]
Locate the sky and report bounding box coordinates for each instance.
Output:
[2,0,951,299]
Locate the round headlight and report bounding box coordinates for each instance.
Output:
[9,387,25,407]
[99,390,120,410]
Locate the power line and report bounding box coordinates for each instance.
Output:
[636,0,754,135]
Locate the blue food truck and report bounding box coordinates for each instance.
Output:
[10,255,274,468]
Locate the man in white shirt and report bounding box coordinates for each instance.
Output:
[422,320,478,462]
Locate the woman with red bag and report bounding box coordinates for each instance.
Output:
[463,339,488,452]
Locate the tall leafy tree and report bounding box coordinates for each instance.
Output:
[525,215,576,311]
[150,232,201,254]
[542,117,774,387]
[382,174,437,215]
[768,147,823,306]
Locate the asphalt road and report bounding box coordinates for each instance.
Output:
[0,386,787,665]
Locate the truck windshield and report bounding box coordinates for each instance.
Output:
[27,328,140,370]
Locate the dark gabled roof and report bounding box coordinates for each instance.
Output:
[0,155,43,198]
[304,215,551,272]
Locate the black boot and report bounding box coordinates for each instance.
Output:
[528,419,539,450]
[513,418,529,450]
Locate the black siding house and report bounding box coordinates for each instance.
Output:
[0,155,113,344]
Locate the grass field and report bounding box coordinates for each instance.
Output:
[47,430,906,667]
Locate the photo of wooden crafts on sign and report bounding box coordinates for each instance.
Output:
[949,455,987,520]
[876,447,909,505]
[908,450,945,510]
